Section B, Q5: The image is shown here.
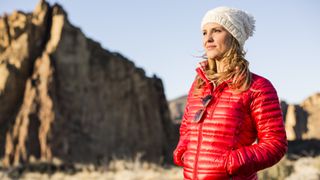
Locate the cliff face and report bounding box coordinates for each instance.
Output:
[0,0,177,167]
[285,93,320,140]
[302,94,320,139]
[168,95,187,124]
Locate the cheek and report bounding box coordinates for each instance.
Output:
[218,38,230,51]
[224,35,233,48]
[202,38,206,47]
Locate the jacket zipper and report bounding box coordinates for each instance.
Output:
[192,86,226,179]
[193,122,203,180]
[193,97,217,180]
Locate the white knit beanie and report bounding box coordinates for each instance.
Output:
[201,7,255,47]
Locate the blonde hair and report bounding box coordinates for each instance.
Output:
[195,36,251,94]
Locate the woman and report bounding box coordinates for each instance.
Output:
[173,7,287,180]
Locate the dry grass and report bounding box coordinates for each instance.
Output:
[258,156,320,180]
[0,157,183,180]
[1,156,320,180]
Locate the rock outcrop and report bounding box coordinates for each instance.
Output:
[300,93,320,139]
[168,95,187,124]
[0,0,177,167]
[283,103,308,140]
[282,93,320,140]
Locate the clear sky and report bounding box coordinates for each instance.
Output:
[1,0,319,104]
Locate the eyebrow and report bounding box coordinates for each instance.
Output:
[203,27,224,32]
[212,27,221,30]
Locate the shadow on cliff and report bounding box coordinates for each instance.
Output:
[287,139,320,159]
[0,0,179,167]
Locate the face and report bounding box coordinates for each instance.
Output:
[202,23,232,60]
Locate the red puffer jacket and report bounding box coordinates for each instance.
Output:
[173,62,288,180]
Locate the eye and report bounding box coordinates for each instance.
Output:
[213,29,221,33]
[202,31,207,36]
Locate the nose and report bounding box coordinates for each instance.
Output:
[204,33,214,43]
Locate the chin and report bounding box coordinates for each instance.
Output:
[206,55,219,59]
[206,52,218,59]
[206,52,222,60]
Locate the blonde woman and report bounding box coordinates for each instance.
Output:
[173,7,287,180]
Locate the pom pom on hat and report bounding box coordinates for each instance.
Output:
[201,7,255,47]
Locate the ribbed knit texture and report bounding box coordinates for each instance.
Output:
[201,7,255,47]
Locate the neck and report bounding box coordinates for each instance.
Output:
[208,58,225,73]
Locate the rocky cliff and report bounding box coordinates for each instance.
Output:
[284,93,320,140]
[168,95,187,124]
[0,0,177,167]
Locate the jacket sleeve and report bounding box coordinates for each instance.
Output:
[226,78,288,175]
[173,79,196,166]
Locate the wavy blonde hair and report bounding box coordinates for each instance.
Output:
[195,36,252,93]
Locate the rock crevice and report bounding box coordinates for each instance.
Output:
[0,0,177,167]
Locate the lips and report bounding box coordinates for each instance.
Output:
[206,45,216,50]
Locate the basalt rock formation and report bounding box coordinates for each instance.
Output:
[168,95,187,124]
[0,0,177,167]
[284,93,320,140]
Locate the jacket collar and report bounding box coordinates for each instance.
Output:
[195,60,211,85]
[195,60,215,93]
[195,60,231,93]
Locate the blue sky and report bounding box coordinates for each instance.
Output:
[1,0,319,104]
